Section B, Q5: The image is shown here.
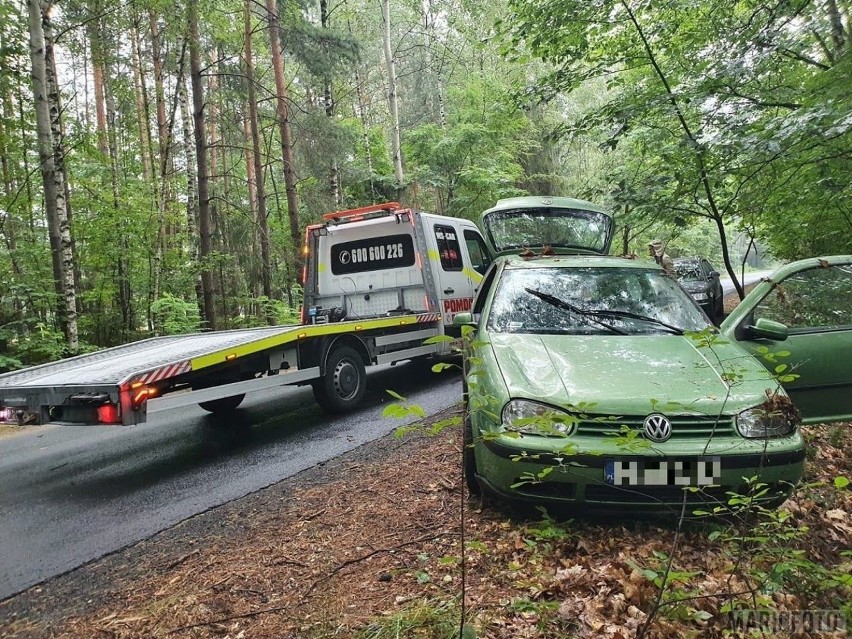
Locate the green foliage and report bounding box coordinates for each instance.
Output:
[355,598,465,639]
[3,322,69,365]
[0,353,23,373]
[151,294,202,336]
[503,0,852,260]
[404,76,530,218]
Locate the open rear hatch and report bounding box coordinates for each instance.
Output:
[481,196,614,256]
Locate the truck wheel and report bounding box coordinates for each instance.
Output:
[313,345,366,413]
[198,394,245,413]
[463,406,481,495]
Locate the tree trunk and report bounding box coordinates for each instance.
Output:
[149,9,171,305]
[130,18,153,183]
[179,74,203,314]
[352,64,374,196]
[87,16,108,157]
[265,0,301,280]
[320,0,341,205]
[245,0,273,323]
[0,87,23,286]
[44,7,82,317]
[188,0,216,330]
[242,114,261,305]
[29,0,78,352]
[382,0,404,199]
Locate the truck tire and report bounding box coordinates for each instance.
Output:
[313,345,366,413]
[463,406,481,495]
[198,394,245,413]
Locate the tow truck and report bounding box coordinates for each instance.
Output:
[0,201,492,425]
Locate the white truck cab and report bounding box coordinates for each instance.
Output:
[302,202,492,330]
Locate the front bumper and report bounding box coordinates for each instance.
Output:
[475,433,804,512]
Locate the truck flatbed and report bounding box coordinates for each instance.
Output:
[0,324,304,389]
[0,313,439,424]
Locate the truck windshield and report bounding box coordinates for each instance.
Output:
[483,207,612,255]
[487,267,710,335]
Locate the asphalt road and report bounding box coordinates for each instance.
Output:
[720,268,775,296]
[0,360,461,601]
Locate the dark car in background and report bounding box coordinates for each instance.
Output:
[673,257,724,323]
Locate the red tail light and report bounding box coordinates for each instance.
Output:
[97,404,121,424]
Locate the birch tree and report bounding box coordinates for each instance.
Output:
[27,0,78,352]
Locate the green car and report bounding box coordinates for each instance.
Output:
[457,197,852,512]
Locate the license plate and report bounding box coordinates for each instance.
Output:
[604,457,721,486]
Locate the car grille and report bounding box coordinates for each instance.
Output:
[575,415,734,439]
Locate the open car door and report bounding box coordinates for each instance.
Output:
[720,255,852,424]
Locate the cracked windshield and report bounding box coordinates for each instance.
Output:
[488,267,710,334]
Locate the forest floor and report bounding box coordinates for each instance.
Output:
[1,290,850,639]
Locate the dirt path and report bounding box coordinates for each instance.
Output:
[1,403,849,639]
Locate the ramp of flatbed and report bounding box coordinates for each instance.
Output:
[0,325,303,388]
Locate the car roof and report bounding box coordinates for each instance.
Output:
[499,254,661,270]
[673,257,701,263]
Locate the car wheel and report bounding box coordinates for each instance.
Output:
[463,404,481,495]
[198,394,245,413]
[313,345,366,413]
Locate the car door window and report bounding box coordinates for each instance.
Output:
[463,229,490,275]
[434,225,463,271]
[752,264,852,331]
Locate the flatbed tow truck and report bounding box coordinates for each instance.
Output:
[0,201,491,426]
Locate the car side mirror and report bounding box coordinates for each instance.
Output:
[708,271,720,279]
[748,317,789,341]
[453,312,476,326]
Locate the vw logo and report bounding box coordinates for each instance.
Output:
[643,414,672,442]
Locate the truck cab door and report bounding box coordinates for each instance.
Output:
[430,220,487,326]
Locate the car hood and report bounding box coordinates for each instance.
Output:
[679,280,708,294]
[489,332,776,416]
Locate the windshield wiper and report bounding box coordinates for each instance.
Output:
[524,288,628,336]
[525,288,685,335]
[581,308,685,335]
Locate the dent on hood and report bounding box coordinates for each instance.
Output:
[489,333,777,416]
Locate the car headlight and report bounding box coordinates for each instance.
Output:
[501,399,577,436]
[691,292,709,301]
[736,407,797,438]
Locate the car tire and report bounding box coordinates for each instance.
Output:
[198,394,245,413]
[463,405,481,495]
[313,345,367,413]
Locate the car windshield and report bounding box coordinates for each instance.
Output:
[674,262,702,280]
[487,266,710,335]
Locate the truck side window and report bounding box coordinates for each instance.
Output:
[463,230,491,275]
[434,224,463,271]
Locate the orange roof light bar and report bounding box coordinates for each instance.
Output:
[323,201,401,222]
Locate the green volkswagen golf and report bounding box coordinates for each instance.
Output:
[457,197,852,512]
